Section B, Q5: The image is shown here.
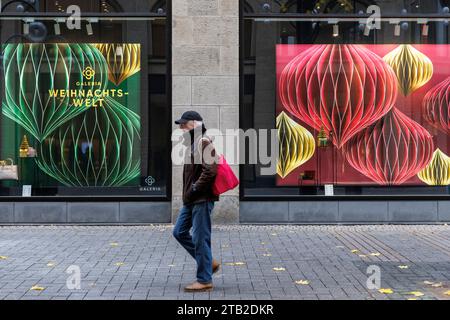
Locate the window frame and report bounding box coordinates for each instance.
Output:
[0,2,172,202]
[239,0,450,201]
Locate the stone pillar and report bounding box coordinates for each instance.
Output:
[172,0,240,223]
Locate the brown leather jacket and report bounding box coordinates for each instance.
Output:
[182,127,219,205]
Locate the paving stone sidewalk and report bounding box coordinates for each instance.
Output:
[0,224,449,300]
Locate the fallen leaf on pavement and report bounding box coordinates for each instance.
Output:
[351,249,359,253]
[423,281,434,285]
[30,286,45,291]
[408,291,424,297]
[370,252,381,256]
[398,265,409,269]
[110,242,119,247]
[431,282,443,288]
[47,262,55,267]
[273,267,286,272]
[262,253,272,257]
[443,290,450,296]
[115,262,125,266]
[225,262,246,266]
[295,280,310,285]
[0,256,8,260]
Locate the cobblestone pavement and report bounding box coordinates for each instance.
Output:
[0,224,449,300]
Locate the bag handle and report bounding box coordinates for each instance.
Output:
[0,158,14,166]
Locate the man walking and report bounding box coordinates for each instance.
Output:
[172,111,221,292]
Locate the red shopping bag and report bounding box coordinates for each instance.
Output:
[213,154,239,196]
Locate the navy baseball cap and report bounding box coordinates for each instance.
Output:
[174,111,203,124]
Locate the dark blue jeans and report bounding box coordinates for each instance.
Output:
[173,201,215,284]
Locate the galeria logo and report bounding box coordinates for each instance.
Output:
[145,176,156,186]
[82,66,95,80]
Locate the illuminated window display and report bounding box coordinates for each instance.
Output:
[242,1,450,197]
[2,43,141,187]
[276,44,450,187]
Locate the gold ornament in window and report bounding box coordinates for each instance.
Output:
[19,135,30,158]
[418,148,450,185]
[95,43,141,86]
[383,44,433,96]
[277,112,315,178]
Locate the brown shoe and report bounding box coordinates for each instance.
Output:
[184,281,213,292]
[212,259,221,274]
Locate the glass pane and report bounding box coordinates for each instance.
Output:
[41,0,167,13]
[0,16,169,197]
[243,0,450,15]
[0,0,166,13]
